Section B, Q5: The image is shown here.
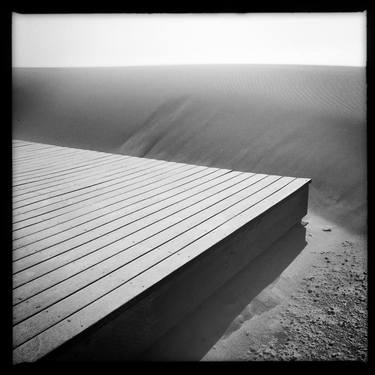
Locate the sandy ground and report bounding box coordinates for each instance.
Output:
[12,64,367,361]
[204,212,367,361]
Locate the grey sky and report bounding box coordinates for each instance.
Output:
[12,13,366,67]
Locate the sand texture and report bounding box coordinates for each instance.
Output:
[13,64,367,361]
[13,64,366,233]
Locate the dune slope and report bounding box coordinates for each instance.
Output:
[13,64,366,232]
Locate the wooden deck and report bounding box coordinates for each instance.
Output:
[12,139,311,363]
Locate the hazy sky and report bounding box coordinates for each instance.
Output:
[12,13,366,67]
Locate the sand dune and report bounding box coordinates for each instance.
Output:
[13,64,366,233]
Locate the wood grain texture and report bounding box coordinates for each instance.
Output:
[12,140,311,363]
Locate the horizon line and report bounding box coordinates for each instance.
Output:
[12,62,366,69]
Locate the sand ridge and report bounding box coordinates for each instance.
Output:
[13,64,366,233]
[12,64,367,361]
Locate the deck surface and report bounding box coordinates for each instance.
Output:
[12,139,310,363]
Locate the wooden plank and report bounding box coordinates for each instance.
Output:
[13,158,160,201]
[13,142,111,162]
[13,141,87,155]
[12,167,221,262]
[13,155,135,194]
[13,140,48,147]
[13,154,124,185]
[13,147,96,165]
[13,142,57,152]
[13,140,32,146]
[46,185,309,361]
[12,163,196,236]
[11,175,254,299]
[12,174,271,307]
[13,158,168,216]
[13,164,198,239]
[13,166,216,249]
[13,149,117,172]
[12,140,311,363]
[13,140,53,148]
[13,157,138,201]
[14,174,276,341]
[13,151,117,177]
[13,177,308,355]
[13,156,156,204]
[12,168,235,271]
[12,142,45,150]
[12,161,193,229]
[13,144,104,164]
[13,171,240,319]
